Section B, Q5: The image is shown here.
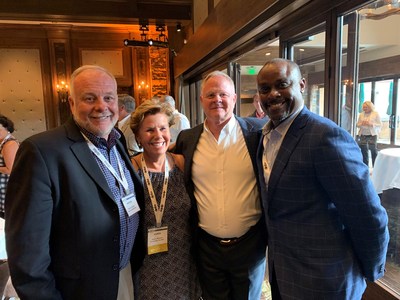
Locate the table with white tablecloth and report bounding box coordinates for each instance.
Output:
[371,147,400,266]
[371,148,400,194]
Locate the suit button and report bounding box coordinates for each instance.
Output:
[112,264,118,271]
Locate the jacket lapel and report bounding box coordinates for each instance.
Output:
[183,124,203,179]
[267,108,310,199]
[237,117,261,173]
[65,119,117,201]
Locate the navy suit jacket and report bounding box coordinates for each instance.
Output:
[175,116,267,248]
[5,119,145,300]
[257,107,389,299]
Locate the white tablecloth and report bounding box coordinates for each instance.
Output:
[371,148,400,194]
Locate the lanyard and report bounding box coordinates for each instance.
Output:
[82,133,130,195]
[141,154,169,228]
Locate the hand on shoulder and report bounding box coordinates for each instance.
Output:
[170,153,184,172]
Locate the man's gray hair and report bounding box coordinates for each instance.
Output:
[163,95,176,108]
[118,94,136,113]
[200,70,235,94]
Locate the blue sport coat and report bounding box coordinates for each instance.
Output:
[257,107,389,299]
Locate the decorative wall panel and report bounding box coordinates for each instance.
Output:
[0,49,46,141]
[81,50,124,76]
[150,47,169,97]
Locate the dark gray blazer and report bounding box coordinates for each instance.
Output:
[5,118,145,300]
[257,107,389,299]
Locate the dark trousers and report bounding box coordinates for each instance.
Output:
[358,135,378,166]
[196,223,267,300]
[270,266,283,300]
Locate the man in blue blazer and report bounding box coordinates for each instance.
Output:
[256,58,389,299]
[175,71,267,299]
[5,65,145,299]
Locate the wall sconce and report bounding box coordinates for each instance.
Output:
[138,81,149,89]
[57,81,69,102]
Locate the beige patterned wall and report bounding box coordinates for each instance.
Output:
[0,48,46,142]
[81,50,124,77]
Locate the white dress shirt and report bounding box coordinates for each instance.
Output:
[118,115,141,156]
[170,110,190,143]
[192,117,261,238]
[262,105,303,185]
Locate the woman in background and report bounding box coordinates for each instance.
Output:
[0,115,19,299]
[130,100,201,299]
[0,115,19,218]
[356,101,381,167]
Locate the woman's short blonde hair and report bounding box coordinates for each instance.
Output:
[362,101,376,111]
[130,99,175,135]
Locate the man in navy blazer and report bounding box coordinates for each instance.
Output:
[5,65,145,300]
[256,58,389,299]
[175,71,267,299]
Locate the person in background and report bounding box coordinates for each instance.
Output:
[161,95,190,143]
[340,102,352,133]
[130,100,201,299]
[0,115,19,219]
[248,93,267,119]
[0,115,19,298]
[257,58,389,300]
[5,65,145,300]
[118,94,142,157]
[356,100,382,167]
[175,71,267,300]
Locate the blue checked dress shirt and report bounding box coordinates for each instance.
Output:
[80,127,139,270]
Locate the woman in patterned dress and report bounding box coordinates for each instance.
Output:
[130,100,201,299]
[0,115,19,298]
[0,115,19,219]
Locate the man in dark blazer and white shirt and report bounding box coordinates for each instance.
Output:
[175,71,267,300]
[5,65,145,300]
[256,58,389,299]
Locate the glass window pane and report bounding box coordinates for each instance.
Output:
[235,40,279,118]
[356,0,400,295]
[397,79,400,146]
[374,80,392,145]
[293,31,326,116]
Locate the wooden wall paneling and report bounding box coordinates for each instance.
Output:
[0,0,191,24]
[132,47,151,104]
[46,26,73,126]
[149,47,170,98]
[39,38,58,130]
[49,40,72,125]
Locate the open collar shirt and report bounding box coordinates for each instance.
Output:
[262,105,303,186]
[192,116,261,238]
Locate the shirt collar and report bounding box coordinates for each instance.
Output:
[77,122,120,150]
[262,104,304,137]
[203,115,237,136]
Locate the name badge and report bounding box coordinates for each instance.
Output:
[147,226,168,255]
[121,193,140,217]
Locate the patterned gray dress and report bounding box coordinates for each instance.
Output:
[0,135,17,215]
[135,165,201,300]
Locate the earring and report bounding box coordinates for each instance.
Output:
[137,141,142,148]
